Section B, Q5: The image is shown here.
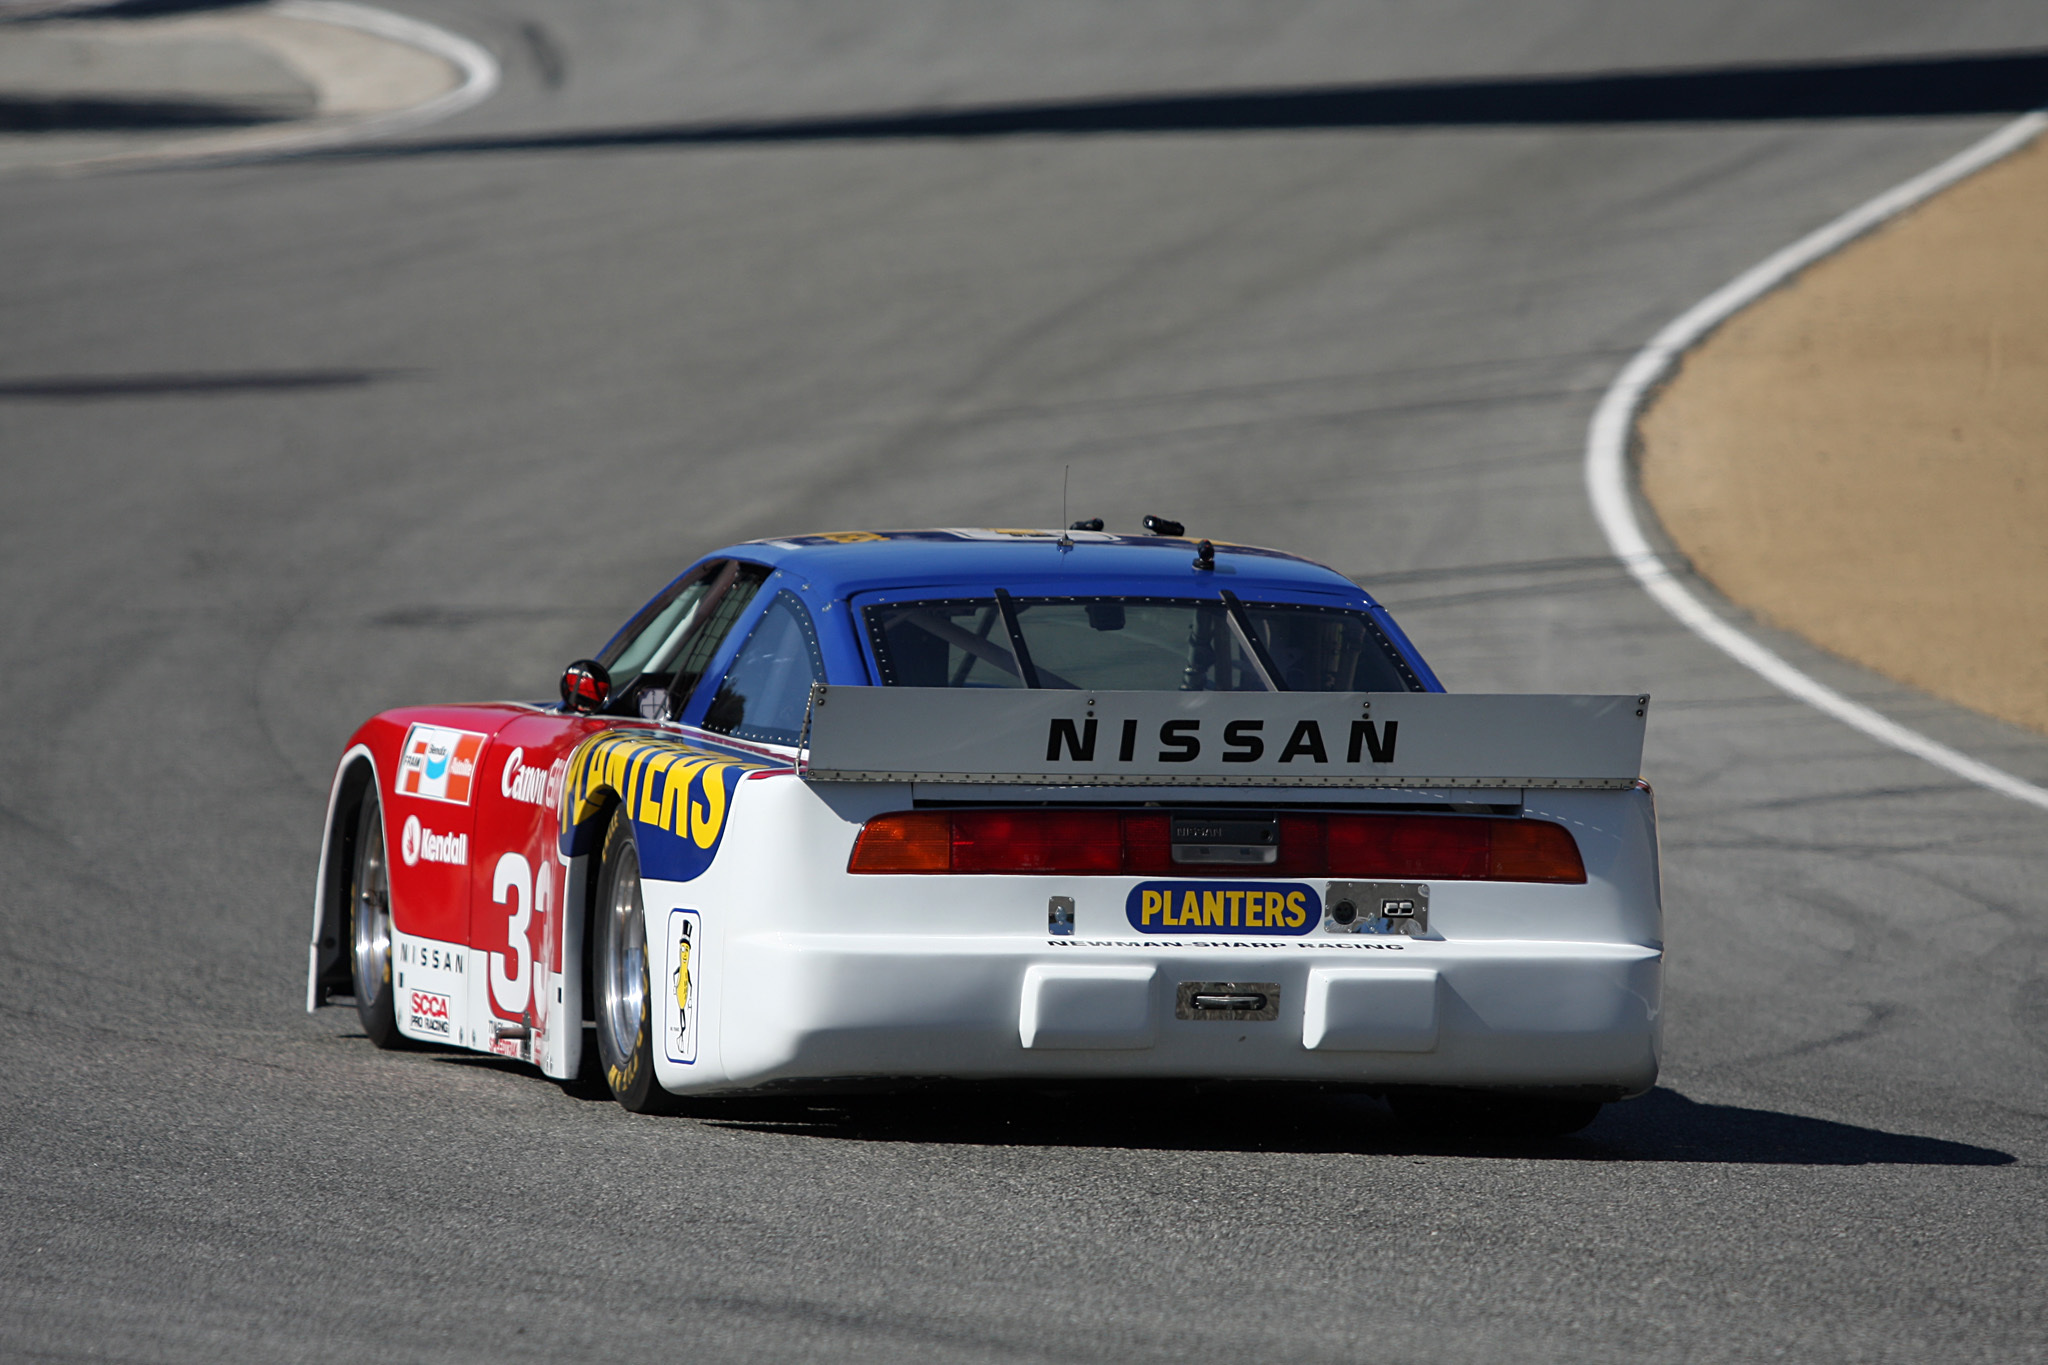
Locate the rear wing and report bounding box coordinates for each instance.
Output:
[798,687,1648,790]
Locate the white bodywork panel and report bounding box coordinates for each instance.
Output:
[311,693,1664,1099]
[638,765,1664,1098]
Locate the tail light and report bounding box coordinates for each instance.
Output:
[848,809,1584,882]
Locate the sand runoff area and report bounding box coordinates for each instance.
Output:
[1640,134,2048,737]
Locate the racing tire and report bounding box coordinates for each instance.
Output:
[592,810,681,1114]
[348,785,404,1049]
[1388,1090,1603,1141]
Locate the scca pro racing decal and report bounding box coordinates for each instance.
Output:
[1127,881,1321,936]
[406,989,453,1038]
[397,723,487,805]
[665,908,700,1064]
[560,732,766,881]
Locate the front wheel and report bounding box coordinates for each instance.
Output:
[592,810,679,1113]
[349,787,404,1049]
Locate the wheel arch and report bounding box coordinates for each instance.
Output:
[564,784,624,1030]
[308,745,380,1011]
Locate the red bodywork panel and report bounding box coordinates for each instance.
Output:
[351,703,613,1030]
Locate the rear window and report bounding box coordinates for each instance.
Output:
[864,596,1421,692]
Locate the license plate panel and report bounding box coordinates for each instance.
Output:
[1323,881,1430,936]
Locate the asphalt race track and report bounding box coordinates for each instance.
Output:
[5,3,2048,1360]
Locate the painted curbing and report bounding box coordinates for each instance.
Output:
[1584,110,2048,814]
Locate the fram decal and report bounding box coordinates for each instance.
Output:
[400,813,468,868]
[406,990,453,1036]
[398,723,488,804]
[665,908,700,1064]
[1126,881,1322,936]
[561,733,765,881]
[1047,717,1397,766]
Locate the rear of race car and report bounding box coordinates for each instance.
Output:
[639,689,1662,1101]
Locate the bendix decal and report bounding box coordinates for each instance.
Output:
[397,723,488,805]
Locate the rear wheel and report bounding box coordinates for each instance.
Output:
[592,810,678,1113]
[349,787,403,1048]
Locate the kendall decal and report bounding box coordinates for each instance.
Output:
[400,813,468,868]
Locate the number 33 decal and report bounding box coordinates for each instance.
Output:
[490,852,550,1015]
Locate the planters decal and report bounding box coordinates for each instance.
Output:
[560,731,765,881]
[1126,881,1321,935]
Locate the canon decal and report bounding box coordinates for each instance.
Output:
[500,746,568,809]
[400,812,468,868]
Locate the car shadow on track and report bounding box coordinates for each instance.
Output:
[680,1084,2013,1166]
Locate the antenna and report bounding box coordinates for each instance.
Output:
[1058,466,1073,548]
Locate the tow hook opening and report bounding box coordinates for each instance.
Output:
[1175,981,1280,1022]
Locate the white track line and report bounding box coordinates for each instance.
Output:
[262,0,498,154]
[50,0,498,172]
[1584,110,2048,814]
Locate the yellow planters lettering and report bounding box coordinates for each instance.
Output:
[603,742,632,798]
[662,759,709,836]
[559,733,767,883]
[633,746,674,823]
[690,764,729,849]
[1124,881,1322,936]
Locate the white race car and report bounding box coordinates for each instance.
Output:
[309,527,1660,1134]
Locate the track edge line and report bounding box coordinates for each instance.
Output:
[37,0,500,174]
[1583,109,2048,815]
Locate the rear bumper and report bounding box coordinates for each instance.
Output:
[698,934,1661,1096]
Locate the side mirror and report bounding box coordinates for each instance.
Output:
[560,659,611,713]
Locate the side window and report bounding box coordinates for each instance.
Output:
[598,560,722,693]
[601,562,768,719]
[701,591,825,745]
[661,565,768,715]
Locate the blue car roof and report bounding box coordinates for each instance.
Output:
[721,528,1370,603]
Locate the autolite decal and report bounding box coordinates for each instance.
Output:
[400,813,468,868]
[1125,881,1321,936]
[407,990,453,1036]
[560,732,765,881]
[397,723,488,805]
